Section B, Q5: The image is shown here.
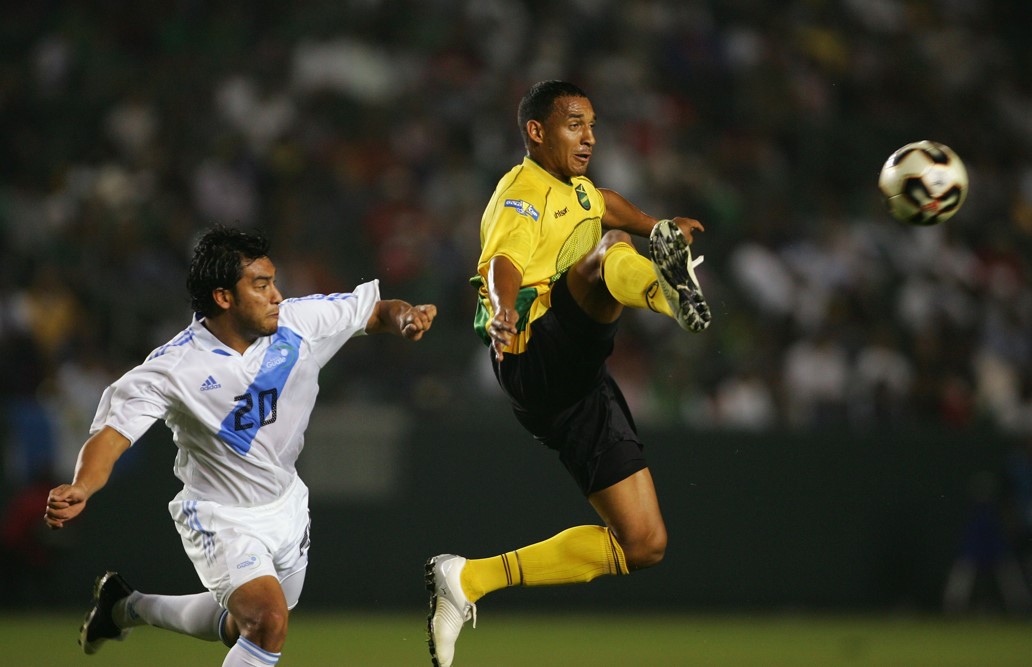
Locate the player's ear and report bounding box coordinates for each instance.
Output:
[526,119,545,146]
[211,286,234,311]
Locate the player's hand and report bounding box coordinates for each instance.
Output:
[44,483,88,530]
[671,216,704,244]
[488,307,518,361]
[401,304,437,341]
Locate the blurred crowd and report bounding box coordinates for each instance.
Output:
[2,0,1032,489]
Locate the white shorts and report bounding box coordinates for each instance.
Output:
[169,476,311,609]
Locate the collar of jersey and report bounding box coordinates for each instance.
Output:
[523,156,580,189]
[190,315,260,357]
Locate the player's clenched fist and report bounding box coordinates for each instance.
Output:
[401,304,437,340]
[44,483,88,529]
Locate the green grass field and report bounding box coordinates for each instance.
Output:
[4,611,1030,666]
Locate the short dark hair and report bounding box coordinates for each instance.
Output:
[517,80,589,149]
[187,225,271,316]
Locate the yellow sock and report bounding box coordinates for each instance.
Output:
[460,526,629,602]
[601,242,673,316]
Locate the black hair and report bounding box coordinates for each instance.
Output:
[187,224,271,316]
[517,80,589,149]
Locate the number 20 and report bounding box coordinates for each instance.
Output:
[232,389,278,430]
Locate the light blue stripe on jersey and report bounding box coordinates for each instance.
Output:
[283,292,355,303]
[218,327,302,456]
[185,500,216,565]
[147,328,195,361]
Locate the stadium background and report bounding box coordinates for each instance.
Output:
[2,0,1032,633]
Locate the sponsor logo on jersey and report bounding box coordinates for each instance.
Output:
[504,199,540,221]
[554,206,568,218]
[575,184,591,210]
[200,375,222,391]
[236,554,260,570]
[264,345,293,370]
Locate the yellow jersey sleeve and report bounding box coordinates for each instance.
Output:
[479,188,544,279]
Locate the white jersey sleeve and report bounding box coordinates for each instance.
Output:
[277,280,380,367]
[90,342,182,443]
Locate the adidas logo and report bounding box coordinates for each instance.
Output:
[200,376,222,391]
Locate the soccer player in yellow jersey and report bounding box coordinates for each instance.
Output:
[425,80,712,667]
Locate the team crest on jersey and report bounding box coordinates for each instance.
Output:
[504,199,540,221]
[575,184,591,210]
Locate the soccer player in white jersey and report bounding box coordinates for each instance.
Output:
[44,225,436,667]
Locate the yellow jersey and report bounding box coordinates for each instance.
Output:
[473,157,605,354]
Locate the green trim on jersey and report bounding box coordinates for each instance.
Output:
[470,275,540,347]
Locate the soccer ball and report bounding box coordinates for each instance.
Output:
[878,140,968,225]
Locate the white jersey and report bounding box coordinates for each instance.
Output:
[91,280,380,507]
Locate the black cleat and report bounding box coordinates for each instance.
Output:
[79,571,134,655]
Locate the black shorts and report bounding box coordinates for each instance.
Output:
[492,273,647,496]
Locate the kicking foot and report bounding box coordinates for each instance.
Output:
[649,219,712,332]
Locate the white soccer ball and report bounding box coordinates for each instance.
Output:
[878,140,968,226]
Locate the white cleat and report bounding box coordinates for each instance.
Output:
[426,554,476,667]
[649,219,712,333]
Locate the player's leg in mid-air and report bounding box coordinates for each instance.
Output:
[588,467,667,571]
[568,221,711,332]
[81,481,310,666]
[426,466,667,667]
[79,570,227,654]
[79,571,298,665]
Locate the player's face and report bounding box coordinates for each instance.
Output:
[226,257,282,339]
[535,96,596,181]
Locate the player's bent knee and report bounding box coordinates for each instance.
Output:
[626,544,665,570]
[577,230,633,273]
[624,532,667,570]
[597,230,633,255]
[237,608,289,651]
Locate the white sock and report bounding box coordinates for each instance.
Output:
[223,637,281,666]
[114,591,223,641]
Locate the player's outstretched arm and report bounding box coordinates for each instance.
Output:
[367,300,437,340]
[599,188,657,236]
[45,426,131,530]
[599,189,705,243]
